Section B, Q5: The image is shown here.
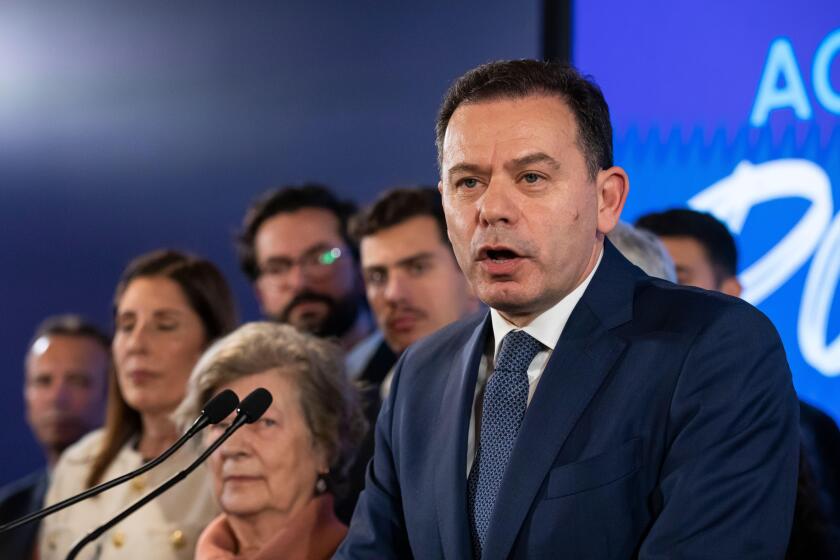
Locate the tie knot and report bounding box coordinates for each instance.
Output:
[496,330,543,373]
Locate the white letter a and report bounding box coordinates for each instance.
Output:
[750,38,813,127]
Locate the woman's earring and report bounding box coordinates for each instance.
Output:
[315,475,328,495]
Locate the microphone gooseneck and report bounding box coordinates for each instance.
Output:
[0,389,239,535]
[64,388,273,560]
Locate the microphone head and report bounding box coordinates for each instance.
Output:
[236,388,273,423]
[202,389,239,424]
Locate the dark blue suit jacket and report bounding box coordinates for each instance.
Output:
[336,241,799,559]
[0,469,47,560]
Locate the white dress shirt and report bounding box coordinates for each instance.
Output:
[466,249,603,474]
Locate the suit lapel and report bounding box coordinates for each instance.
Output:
[482,241,638,560]
[434,314,490,560]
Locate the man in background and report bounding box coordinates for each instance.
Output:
[337,186,479,522]
[0,315,109,559]
[352,187,480,397]
[635,208,741,296]
[237,183,389,379]
[237,183,372,348]
[637,207,840,553]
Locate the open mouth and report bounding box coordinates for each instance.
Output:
[483,248,521,262]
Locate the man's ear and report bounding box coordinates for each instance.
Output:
[596,166,630,234]
[720,276,743,298]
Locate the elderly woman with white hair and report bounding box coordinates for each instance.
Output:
[177,322,366,560]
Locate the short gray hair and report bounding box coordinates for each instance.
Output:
[608,221,677,282]
[176,322,366,489]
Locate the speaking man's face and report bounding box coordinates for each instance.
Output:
[253,207,361,338]
[439,95,626,324]
[360,215,477,353]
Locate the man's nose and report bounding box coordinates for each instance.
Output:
[50,377,73,407]
[286,262,310,292]
[384,271,409,304]
[478,179,517,226]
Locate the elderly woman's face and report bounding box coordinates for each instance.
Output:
[113,276,206,416]
[206,370,328,518]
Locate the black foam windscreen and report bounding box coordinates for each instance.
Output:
[202,389,239,424]
[237,388,273,423]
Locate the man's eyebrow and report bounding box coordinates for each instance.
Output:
[364,252,434,271]
[396,252,435,268]
[262,243,333,263]
[446,162,487,177]
[263,255,293,264]
[506,152,561,171]
[301,242,336,255]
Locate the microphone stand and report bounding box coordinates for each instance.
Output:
[65,388,271,560]
[0,389,237,535]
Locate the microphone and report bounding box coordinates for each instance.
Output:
[0,389,239,535]
[65,388,273,560]
[184,388,241,436]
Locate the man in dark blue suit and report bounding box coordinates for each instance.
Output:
[336,60,799,559]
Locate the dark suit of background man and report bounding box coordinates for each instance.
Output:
[0,315,109,560]
[336,60,799,559]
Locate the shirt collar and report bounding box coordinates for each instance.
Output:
[490,246,603,358]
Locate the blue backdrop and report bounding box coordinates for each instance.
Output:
[574,2,840,420]
[2,0,835,489]
[0,0,540,485]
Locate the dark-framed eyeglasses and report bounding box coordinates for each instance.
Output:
[258,246,344,285]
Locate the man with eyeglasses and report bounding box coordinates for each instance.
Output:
[238,183,374,349]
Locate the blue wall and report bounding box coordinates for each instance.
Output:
[574,1,840,420]
[4,0,834,489]
[0,1,540,485]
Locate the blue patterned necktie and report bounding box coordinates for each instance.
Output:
[467,330,543,559]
